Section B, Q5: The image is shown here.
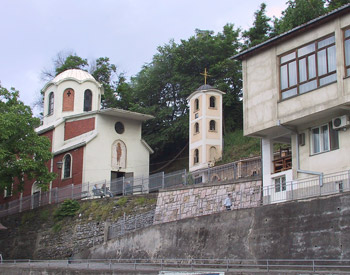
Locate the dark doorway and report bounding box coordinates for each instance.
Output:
[111,171,125,195]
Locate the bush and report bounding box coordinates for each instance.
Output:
[54,199,80,221]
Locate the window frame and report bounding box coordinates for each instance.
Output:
[62,154,72,179]
[83,89,92,112]
[279,34,337,100]
[194,122,200,134]
[194,149,199,164]
[48,92,54,116]
[194,98,199,112]
[209,96,216,108]
[344,27,350,77]
[4,183,13,198]
[310,122,339,155]
[274,175,286,193]
[209,120,216,131]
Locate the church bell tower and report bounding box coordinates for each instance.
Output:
[187,69,225,177]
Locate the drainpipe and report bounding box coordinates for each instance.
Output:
[277,120,323,186]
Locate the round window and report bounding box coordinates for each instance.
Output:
[115,122,125,134]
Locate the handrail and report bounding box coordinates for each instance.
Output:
[1,258,350,272]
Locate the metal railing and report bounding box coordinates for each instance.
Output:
[0,159,262,218]
[263,170,350,204]
[1,258,350,273]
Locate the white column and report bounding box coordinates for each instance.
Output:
[262,138,274,188]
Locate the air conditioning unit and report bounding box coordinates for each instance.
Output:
[332,115,350,130]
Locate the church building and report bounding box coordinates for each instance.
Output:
[1,69,153,204]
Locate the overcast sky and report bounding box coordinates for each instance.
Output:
[0,0,286,113]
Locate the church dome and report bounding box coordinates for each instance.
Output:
[197,84,214,91]
[52,69,96,83]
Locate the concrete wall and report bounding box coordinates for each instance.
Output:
[83,192,350,260]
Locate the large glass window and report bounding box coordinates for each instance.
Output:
[310,123,339,155]
[345,28,350,77]
[280,35,337,100]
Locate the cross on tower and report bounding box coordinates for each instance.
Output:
[200,68,211,85]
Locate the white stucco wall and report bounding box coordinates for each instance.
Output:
[43,79,102,125]
[83,114,150,184]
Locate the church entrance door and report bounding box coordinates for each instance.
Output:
[110,171,125,195]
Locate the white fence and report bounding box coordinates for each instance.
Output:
[263,170,350,204]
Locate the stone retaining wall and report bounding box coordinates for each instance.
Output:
[107,210,155,240]
[154,179,262,224]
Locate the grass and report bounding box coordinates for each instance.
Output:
[219,130,261,163]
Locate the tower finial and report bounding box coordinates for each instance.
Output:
[200,68,211,85]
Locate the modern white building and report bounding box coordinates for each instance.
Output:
[235,5,350,203]
[187,84,225,183]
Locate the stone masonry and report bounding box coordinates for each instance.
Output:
[154,179,262,224]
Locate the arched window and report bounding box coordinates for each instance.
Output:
[63,154,72,179]
[194,149,199,164]
[195,122,199,133]
[48,92,54,115]
[84,89,92,112]
[210,120,216,131]
[62,88,75,112]
[195,98,199,111]
[210,96,216,108]
[210,146,217,162]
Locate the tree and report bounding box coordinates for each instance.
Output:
[55,55,88,76]
[242,3,272,48]
[272,0,326,35]
[0,86,55,193]
[90,57,130,109]
[326,0,349,11]
[130,24,243,161]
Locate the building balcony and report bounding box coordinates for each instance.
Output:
[273,148,292,174]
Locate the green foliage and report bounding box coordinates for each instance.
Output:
[39,209,50,222]
[272,0,327,36]
[0,86,55,192]
[55,55,88,76]
[116,197,128,207]
[52,222,62,233]
[219,130,260,164]
[53,199,80,221]
[21,211,36,225]
[326,0,349,10]
[242,3,272,48]
[130,24,243,161]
